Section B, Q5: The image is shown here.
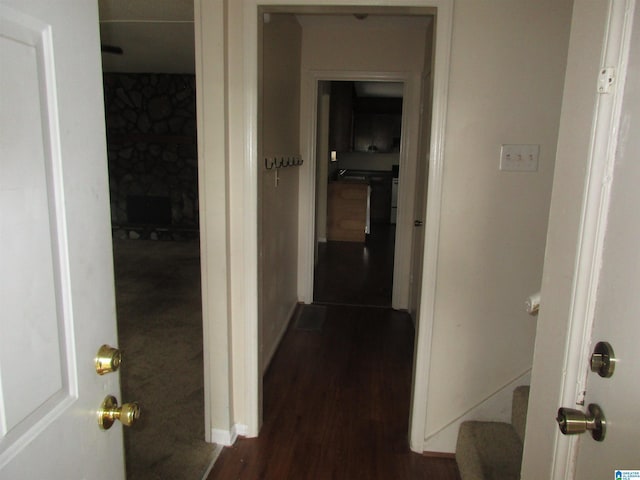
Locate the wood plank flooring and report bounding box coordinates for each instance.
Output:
[314,225,396,307]
[208,305,461,480]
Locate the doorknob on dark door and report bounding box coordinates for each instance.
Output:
[414,220,424,227]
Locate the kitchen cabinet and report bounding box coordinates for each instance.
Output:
[329,82,354,152]
[329,81,402,153]
[327,181,368,242]
[353,113,402,153]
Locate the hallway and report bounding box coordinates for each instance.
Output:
[314,225,396,307]
[208,304,461,479]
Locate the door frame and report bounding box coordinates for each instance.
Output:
[298,70,420,310]
[195,0,453,447]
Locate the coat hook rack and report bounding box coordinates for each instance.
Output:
[263,155,303,171]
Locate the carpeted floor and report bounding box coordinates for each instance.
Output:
[113,239,219,480]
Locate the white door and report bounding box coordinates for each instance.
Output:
[0,1,125,478]
[573,2,640,477]
[408,73,431,319]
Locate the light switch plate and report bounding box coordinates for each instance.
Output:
[499,144,539,172]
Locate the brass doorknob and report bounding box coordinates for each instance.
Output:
[556,403,606,441]
[98,395,140,430]
[95,344,122,375]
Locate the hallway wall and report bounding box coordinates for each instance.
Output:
[259,14,302,372]
[423,0,573,451]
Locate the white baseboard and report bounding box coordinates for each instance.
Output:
[210,423,250,446]
[211,427,237,446]
[234,423,249,437]
[423,369,531,453]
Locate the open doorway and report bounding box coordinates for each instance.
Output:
[99,5,218,478]
[207,10,447,476]
[313,80,404,307]
[102,73,216,480]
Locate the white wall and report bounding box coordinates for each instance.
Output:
[422,0,573,451]
[259,14,302,372]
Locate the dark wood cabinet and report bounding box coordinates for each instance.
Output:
[329,81,402,153]
[369,175,392,224]
[353,113,402,153]
[327,181,368,242]
[329,82,354,152]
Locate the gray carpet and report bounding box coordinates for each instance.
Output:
[113,239,218,480]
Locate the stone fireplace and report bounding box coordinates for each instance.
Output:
[103,73,198,240]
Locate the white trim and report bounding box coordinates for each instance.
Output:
[192,0,211,445]
[242,0,454,446]
[408,0,454,452]
[234,423,250,437]
[243,0,261,438]
[210,423,249,447]
[550,1,636,478]
[298,69,420,310]
[211,426,238,447]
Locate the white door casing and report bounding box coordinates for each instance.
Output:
[0,1,124,478]
[299,69,421,312]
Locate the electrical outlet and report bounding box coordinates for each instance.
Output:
[499,144,539,172]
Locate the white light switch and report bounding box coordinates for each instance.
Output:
[499,144,539,172]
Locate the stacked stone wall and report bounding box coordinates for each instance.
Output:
[103,73,198,239]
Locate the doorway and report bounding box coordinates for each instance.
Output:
[193,0,453,450]
[102,72,217,479]
[313,80,404,307]
[257,7,438,448]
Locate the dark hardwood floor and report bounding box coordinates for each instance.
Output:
[207,305,461,480]
[313,224,396,307]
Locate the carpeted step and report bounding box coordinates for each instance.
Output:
[511,385,530,443]
[455,421,523,480]
[455,385,530,480]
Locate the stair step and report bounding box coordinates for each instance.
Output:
[511,385,530,443]
[456,421,523,480]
